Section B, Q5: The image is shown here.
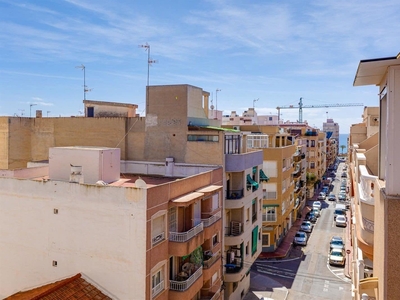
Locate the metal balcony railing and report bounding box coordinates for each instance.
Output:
[169,222,204,242]
[202,211,221,227]
[170,266,203,291]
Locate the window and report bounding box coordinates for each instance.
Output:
[187,135,219,142]
[246,242,249,255]
[263,207,277,222]
[252,199,257,223]
[152,265,165,298]
[152,211,167,246]
[212,233,219,246]
[224,134,241,154]
[263,183,277,200]
[212,193,219,210]
[264,161,277,178]
[262,233,270,246]
[246,208,250,222]
[311,140,315,147]
[310,162,315,169]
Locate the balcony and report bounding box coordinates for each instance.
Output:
[170,265,203,291]
[202,211,221,228]
[226,189,244,200]
[224,221,243,245]
[170,222,204,242]
[203,251,221,269]
[225,150,263,172]
[169,222,205,257]
[200,290,221,300]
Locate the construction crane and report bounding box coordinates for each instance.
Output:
[276,97,364,123]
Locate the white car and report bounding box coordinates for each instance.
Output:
[317,192,326,200]
[293,231,308,246]
[329,249,345,266]
[313,201,322,210]
[336,215,347,227]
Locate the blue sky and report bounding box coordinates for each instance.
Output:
[1,0,399,133]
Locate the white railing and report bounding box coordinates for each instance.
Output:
[359,165,377,205]
[152,280,164,297]
[202,211,221,227]
[170,266,203,291]
[169,222,204,242]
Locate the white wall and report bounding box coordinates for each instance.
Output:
[0,177,147,299]
[49,147,120,184]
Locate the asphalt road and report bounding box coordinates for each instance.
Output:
[247,161,352,299]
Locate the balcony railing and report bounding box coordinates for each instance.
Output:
[203,252,221,269]
[202,211,221,227]
[263,191,277,200]
[170,265,203,291]
[359,165,377,205]
[152,280,164,297]
[226,189,244,200]
[225,257,243,273]
[169,222,204,242]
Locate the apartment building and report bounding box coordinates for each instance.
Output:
[0,84,264,300]
[0,146,224,300]
[221,123,298,253]
[350,52,400,299]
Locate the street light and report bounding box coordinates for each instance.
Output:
[29,104,37,117]
[47,111,51,117]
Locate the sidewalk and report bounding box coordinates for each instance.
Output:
[258,204,311,260]
[344,203,352,279]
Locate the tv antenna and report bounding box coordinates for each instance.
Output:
[75,64,92,100]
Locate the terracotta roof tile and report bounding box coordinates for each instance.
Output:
[6,274,112,300]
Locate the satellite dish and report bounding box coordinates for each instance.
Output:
[135,178,147,188]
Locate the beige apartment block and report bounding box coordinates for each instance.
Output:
[222,124,298,252]
[350,52,400,299]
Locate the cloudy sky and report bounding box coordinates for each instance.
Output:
[1,0,399,132]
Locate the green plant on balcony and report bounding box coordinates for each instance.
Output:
[306,172,317,185]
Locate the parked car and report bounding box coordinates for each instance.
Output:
[317,192,326,200]
[334,208,346,220]
[300,221,313,233]
[335,215,347,227]
[312,207,321,218]
[313,200,322,210]
[305,212,317,223]
[340,185,346,192]
[293,231,308,246]
[329,236,345,251]
[322,186,329,194]
[327,193,336,201]
[341,172,347,178]
[329,249,346,266]
[338,192,347,202]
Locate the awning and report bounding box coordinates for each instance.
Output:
[196,185,222,196]
[170,192,204,207]
[260,169,269,182]
[263,204,279,208]
[247,174,259,189]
